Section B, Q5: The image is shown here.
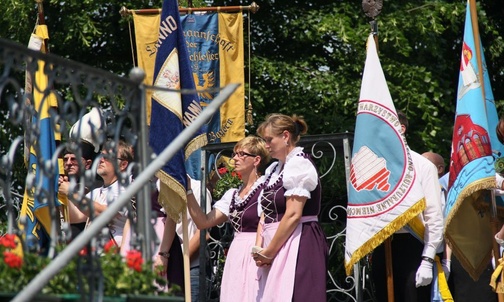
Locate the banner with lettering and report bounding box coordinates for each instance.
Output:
[344,34,426,275]
[149,0,207,221]
[132,12,160,125]
[133,11,245,143]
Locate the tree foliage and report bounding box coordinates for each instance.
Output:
[1,0,504,186]
[221,0,504,161]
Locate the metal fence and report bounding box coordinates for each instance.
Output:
[0,38,373,301]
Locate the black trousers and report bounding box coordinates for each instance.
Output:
[371,233,431,302]
[448,255,497,302]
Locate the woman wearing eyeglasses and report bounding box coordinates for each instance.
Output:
[186,135,271,302]
[253,113,328,302]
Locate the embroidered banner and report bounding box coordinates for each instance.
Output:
[133,11,245,143]
[445,0,502,280]
[149,0,207,221]
[344,34,425,275]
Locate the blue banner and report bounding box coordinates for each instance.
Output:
[149,0,207,220]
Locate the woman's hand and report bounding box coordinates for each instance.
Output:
[153,254,168,276]
[252,248,274,267]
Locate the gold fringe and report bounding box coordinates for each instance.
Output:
[445,177,496,227]
[156,170,186,223]
[12,235,24,260]
[344,198,426,275]
[246,101,253,125]
[184,133,207,160]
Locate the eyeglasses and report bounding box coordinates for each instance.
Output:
[100,152,126,162]
[232,151,257,158]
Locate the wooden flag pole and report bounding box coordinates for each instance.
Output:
[469,0,503,301]
[119,1,260,17]
[182,210,192,302]
[362,1,392,300]
[385,238,395,302]
[469,0,484,102]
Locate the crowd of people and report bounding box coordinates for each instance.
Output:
[58,111,328,301]
[56,107,504,302]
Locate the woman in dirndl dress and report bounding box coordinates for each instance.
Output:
[253,113,328,302]
[186,136,271,302]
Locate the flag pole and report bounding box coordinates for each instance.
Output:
[469,1,503,301]
[119,1,260,17]
[370,30,395,302]
[469,0,484,101]
[35,0,48,51]
[362,1,393,301]
[181,210,191,302]
[34,0,63,258]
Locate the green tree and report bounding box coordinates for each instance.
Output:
[215,0,504,161]
[2,0,504,189]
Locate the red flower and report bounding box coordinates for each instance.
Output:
[3,251,22,269]
[231,171,242,179]
[104,239,117,254]
[218,167,228,175]
[126,250,143,272]
[0,234,17,249]
[79,247,88,256]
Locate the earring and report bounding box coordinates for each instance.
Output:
[254,166,259,178]
[285,141,289,146]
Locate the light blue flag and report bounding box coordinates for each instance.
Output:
[445,0,500,280]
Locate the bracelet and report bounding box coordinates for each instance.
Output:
[421,256,434,263]
[187,189,193,195]
[158,251,170,259]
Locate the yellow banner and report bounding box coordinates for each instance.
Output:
[217,13,245,142]
[132,12,161,125]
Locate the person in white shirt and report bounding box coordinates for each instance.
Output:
[67,139,133,247]
[372,111,444,302]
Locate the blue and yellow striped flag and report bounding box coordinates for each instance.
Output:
[20,24,61,247]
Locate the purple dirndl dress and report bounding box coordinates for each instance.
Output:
[215,176,266,302]
[258,148,328,302]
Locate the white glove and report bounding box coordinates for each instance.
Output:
[415,259,434,287]
[441,259,451,280]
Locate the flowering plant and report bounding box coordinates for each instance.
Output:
[0,234,169,296]
[212,165,243,200]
